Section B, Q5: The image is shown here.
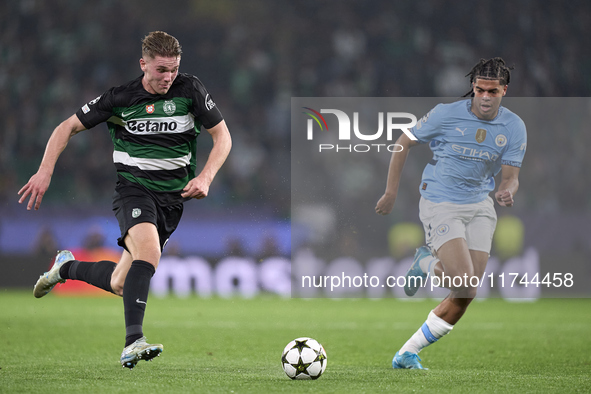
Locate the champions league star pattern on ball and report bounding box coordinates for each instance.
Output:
[281,337,327,380]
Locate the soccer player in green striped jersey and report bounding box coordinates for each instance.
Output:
[19,31,232,369]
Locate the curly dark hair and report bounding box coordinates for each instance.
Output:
[463,57,513,97]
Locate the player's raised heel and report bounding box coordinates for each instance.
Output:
[120,336,163,369]
[392,351,426,370]
[404,246,431,296]
[33,250,75,298]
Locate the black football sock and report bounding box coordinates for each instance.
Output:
[59,260,117,294]
[123,260,155,347]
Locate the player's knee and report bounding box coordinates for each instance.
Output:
[463,286,478,299]
[144,255,161,270]
[134,249,161,269]
[111,280,124,297]
[452,286,478,300]
[443,266,474,287]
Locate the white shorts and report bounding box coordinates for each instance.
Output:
[419,196,497,254]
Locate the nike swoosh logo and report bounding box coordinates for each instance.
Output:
[136,298,147,305]
[122,110,134,118]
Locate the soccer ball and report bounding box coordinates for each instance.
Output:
[281,337,327,380]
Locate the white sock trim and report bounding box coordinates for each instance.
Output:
[426,310,454,338]
[399,327,430,355]
[398,310,454,355]
[419,255,438,274]
[428,259,438,278]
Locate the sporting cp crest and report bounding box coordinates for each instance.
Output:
[475,128,487,143]
[163,100,176,116]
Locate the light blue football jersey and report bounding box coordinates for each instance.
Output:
[410,99,527,204]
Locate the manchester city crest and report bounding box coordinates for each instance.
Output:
[163,100,176,116]
[436,224,450,236]
[495,134,507,147]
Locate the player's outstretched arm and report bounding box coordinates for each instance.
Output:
[495,164,520,207]
[182,120,232,199]
[18,114,86,210]
[375,133,418,215]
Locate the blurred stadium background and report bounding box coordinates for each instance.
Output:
[1,0,590,297]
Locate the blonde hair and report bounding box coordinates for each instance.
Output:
[142,31,182,59]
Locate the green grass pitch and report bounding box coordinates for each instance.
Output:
[1,290,590,393]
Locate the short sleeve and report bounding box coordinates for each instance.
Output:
[76,89,115,130]
[410,103,445,143]
[188,76,224,129]
[501,118,527,167]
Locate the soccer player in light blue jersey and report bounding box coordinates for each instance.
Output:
[376,58,526,370]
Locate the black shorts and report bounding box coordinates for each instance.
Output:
[112,182,184,251]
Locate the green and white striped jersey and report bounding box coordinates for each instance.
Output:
[76,73,223,205]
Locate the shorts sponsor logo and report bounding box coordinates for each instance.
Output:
[436,224,449,236]
[132,208,141,218]
[163,100,176,116]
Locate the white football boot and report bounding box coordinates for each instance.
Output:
[33,250,75,298]
[120,336,163,369]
